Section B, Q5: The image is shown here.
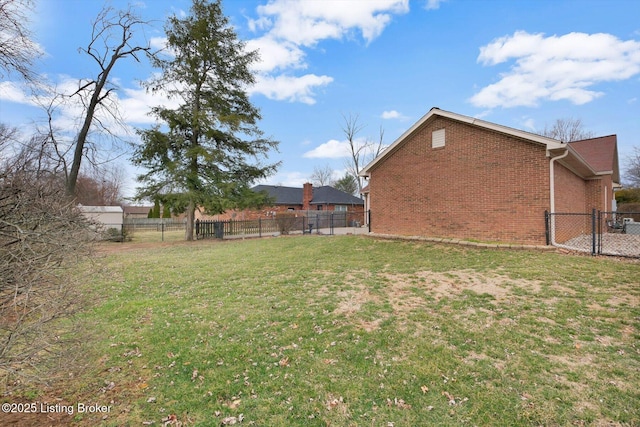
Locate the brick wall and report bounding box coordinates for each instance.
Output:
[369,117,551,245]
[554,163,587,213]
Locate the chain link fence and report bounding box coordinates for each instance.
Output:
[546,210,640,258]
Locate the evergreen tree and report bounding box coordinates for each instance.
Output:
[152,199,161,218]
[162,204,171,219]
[334,173,359,196]
[133,0,279,240]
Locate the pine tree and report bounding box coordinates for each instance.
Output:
[133,0,279,240]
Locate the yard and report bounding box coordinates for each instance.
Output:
[3,235,639,426]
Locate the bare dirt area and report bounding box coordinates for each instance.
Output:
[330,269,544,331]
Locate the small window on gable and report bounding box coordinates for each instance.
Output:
[432,128,445,149]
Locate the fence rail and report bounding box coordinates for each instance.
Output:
[196,210,366,239]
[124,218,186,232]
[546,210,640,258]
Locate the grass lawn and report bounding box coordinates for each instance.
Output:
[8,235,640,426]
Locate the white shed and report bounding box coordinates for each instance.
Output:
[78,205,124,227]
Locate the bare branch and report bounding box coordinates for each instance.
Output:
[537,117,595,142]
[67,5,152,195]
[0,0,41,81]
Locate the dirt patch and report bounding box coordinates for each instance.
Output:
[333,287,379,316]
[380,270,541,305]
[328,269,542,331]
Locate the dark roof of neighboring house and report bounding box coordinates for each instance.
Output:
[310,186,364,205]
[569,135,619,183]
[252,184,364,206]
[252,185,303,205]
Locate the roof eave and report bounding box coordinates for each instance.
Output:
[360,107,564,177]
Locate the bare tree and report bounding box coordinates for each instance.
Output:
[625,147,640,188]
[0,0,41,81]
[310,164,335,186]
[537,118,594,142]
[75,165,125,206]
[342,113,385,193]
[66,6,151,196]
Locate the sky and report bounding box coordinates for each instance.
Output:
[1,0,639,199]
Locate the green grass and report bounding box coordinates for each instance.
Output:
[25,236,640,425]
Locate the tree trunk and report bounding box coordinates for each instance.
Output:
[185,200,195,241]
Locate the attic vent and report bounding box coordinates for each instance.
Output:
[432,128,445,148]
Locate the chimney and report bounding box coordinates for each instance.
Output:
[302,182,313,210]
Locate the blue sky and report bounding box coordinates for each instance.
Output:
[1,0,639,198]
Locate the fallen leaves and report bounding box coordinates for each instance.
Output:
[278,356,290,367]
[219,414,244,425]
[442,391,469,406]
[387,397,411,409]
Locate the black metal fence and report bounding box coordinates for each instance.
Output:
[546,210,640,257]
[196,210,367,239]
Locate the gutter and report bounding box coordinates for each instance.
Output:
[548,147,576,249]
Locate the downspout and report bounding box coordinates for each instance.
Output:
[548,147,569,247]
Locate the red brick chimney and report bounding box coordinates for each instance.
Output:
[302,182,313,210]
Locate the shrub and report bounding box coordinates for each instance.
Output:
[275,213,299,235]
[0,150,92,382]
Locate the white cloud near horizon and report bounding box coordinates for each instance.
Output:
[470,31,640,108]
[380,109,408,120]
[302,137,369,159]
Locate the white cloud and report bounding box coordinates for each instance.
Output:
[520,117,536,131]
[252,0,409,46]
[250,74,333,104]
[246,36,306,72]
[303,137,368,159]
[246,0,409,104]
[424,0,448,10]
[380,109,407,120]
[470,31,640,108]
[303,139,351,158]
[0,81,33,104]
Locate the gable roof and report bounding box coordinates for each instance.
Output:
[310,186,364,205]
[360,107,565,177]
[252,184,302,205]
[252,184,364,206]
[568,135,619,183]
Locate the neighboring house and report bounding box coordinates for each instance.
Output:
[123,205,154,219]
[359,107,619,245]
[78,205,124,227]
[202,183,365,221]
[255,182,365,212]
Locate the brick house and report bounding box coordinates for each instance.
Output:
[359,107,619,245]
[201,183,365,221]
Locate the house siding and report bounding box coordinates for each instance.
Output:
[369,117,551,245]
